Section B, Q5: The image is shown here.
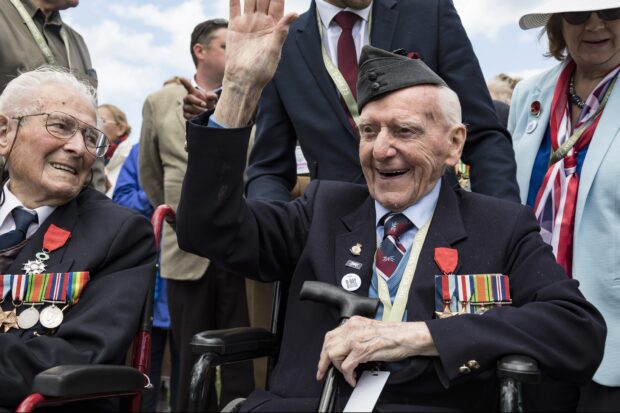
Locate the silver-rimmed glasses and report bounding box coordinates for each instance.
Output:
[11,111,110,158]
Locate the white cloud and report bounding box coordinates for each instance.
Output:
[453,0,540,39]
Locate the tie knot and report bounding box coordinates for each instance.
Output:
[382,213,413,239]
[12,208,37,234]
[333,11,359,30]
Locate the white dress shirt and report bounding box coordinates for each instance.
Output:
[315,0,373,66]
[0,183,55,239]
[374,179,442,249]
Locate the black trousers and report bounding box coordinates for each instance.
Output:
[168,264,255,411]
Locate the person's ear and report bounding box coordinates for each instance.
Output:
[0,115,13,156]
[445,124,467,167]
[193,43,206,62]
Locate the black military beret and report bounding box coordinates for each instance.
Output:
[356,45,448,112]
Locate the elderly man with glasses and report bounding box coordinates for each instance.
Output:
[0,67,155,410]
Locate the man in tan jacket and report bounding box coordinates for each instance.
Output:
[138,19,254,411]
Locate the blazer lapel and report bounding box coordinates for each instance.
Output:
[369,0,398,51]
[294,3,359,138]
[575,85,620,235]
[407,180,467,323]
[514,75,557,203]
[336,196,376,298]
[9,197,79,274]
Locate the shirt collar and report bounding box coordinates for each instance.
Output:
[374,179,441,230]
[22,0,63,27]
[0,182,56,229]
[315,0,372,29]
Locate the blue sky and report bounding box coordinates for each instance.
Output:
[63,0,558,142]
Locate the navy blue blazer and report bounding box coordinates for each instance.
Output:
[178,115,605,411]
[246,0,520,203]
[0,188,156,409]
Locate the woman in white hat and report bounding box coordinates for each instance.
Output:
[509,1,620,410]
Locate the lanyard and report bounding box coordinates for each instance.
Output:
[376,213,433,322]
[10,0,72,68]
[316,8,372,124]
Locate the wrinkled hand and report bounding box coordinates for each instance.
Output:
[225,0,298,90]
[179,77,219,120]
[316,317,437,387]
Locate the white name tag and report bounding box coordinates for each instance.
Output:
[343,370,390,412]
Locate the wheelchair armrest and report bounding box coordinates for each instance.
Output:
[31,365,146,397]
[190,327,279,365]
[497,355,541,384]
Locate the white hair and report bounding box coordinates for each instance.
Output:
[0,66,97,119]
[434,86,462,128]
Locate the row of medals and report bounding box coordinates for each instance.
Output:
[10,253,64,330]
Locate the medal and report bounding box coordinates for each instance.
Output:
[3,309,18,332]
[39,305,64,329]
[17,306,39,329]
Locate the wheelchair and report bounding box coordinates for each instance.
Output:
[188,279,541,412]
[15,205,176,412]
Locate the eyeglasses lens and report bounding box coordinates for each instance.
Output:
[46,112,108,157]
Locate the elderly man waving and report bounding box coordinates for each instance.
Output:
[0,67,155,410]
[177,0,605,411]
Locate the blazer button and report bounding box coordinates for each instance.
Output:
[466,360,480,370]
[371,82,381,91]
[459,365,471,374]
[368,72,377,81]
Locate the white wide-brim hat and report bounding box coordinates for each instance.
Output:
[519,0,620,30]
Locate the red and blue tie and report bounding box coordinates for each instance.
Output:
[375,213,414,280]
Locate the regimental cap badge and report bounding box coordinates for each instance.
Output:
[350,243,362,256]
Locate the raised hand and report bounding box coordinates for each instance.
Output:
[213,0,298,127]
[225,0,298,89]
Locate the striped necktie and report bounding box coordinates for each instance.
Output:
[375,213,413,280]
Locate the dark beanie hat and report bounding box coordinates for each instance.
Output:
[357,45,448,111]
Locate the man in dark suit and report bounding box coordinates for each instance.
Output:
[177,1,605,410]
[0,67,155,409]
[246,0,519,202]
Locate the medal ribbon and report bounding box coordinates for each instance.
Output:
[43,273,69,303]
[43,225,71,252]
[11,274,28,302]
[25,273,48,303]
[66,272,89,305]
[376,212,433,322]
[0,275,11,300]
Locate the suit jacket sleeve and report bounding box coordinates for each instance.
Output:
[245,76,299,202]
[178,111,311,282]
[436,0,520,202]
[426,205,606,385]
[139,96,165,208]
[0,212,155,407]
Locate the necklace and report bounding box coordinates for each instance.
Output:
[569,75,586,109]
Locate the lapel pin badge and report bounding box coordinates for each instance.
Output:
[530,100,541,117]
[341,273,362,292]
[350,243,362,256]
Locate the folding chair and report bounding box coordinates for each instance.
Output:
[15,205,176,412]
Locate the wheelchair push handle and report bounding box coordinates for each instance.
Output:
[300,281,379,321]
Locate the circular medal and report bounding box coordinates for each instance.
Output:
[17,307,39,329]
[341,273,362,292]
[39,305,64,329]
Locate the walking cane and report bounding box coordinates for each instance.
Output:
[300,281,379,413]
